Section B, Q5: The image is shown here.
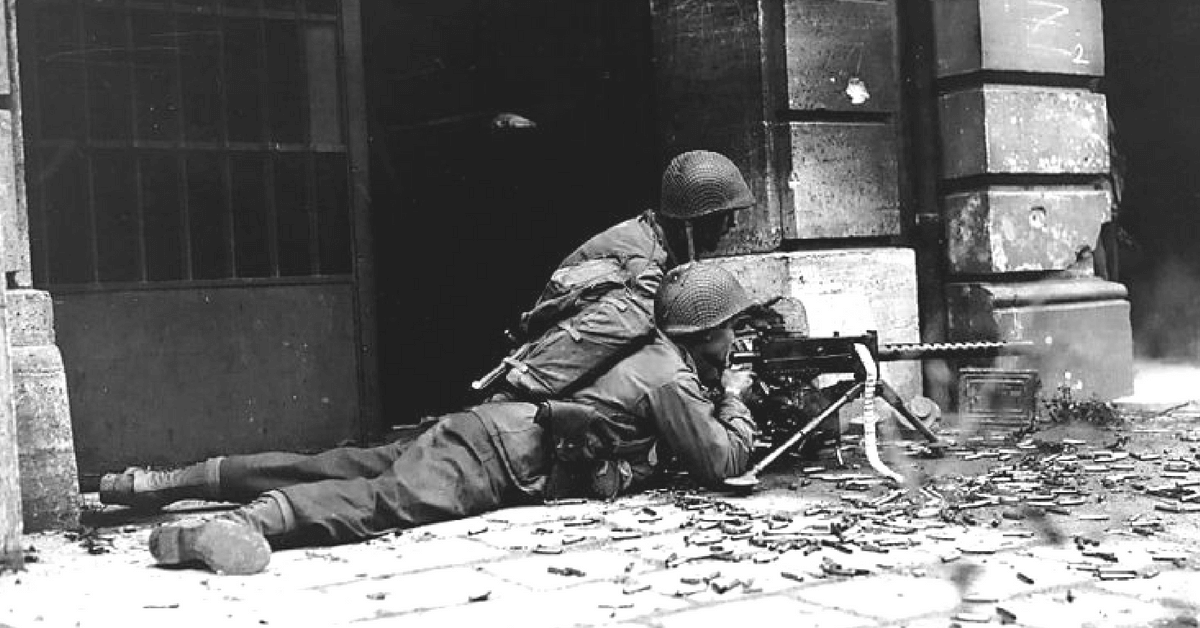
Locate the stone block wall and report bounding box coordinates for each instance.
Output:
[711,249,922,399]
[933,0,1133,400]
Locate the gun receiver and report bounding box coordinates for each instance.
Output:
[724,330,1041,491]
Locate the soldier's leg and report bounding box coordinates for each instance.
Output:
[278,410,535,543]
[101,421,438,509]
[148,411,539,573]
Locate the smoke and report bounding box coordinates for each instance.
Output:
[1131,255,1200,362]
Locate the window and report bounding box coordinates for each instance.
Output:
[21,0,353,286]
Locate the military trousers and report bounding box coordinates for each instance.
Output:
[217,407,547,545]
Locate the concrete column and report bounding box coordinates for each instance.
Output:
[1,0,80,530]
[933,0,1132,399]
[0,0,22,567]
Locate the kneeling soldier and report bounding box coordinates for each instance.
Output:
[99,263,760,575]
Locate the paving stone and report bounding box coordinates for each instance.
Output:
[479,549,653,591]
[290,566,525,621]
[1094,570,1200,610]
[469,523,603,552]
[601,530,696,564]
[266,536,507,586]
[353,585,677,628]
[722,492,832,514]
[526,580,692,624]
[602,507,694,535]
[630,559,806,602]
[656,595,876,628]
[419,514,501,538]
[791,575,960,622]
[924,554,1092,601]
[483,502,607,526]
[994,588,1179,628]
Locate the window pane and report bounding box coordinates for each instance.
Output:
[223,0,258,12]
[141,154,185,280]
[264,0,296,12]
[92,150,141,282]
[225,18,264,142]
[131,10,180,141]
[178,14,222,142]
[274,153,311,276]
[36,8,84,140]
[305,23,342,144]
[314,153,350,274]
[85,8,132,141]
[230,153,272,277]
[306,0,337,16]
[38,146,93,284]
[263,19,304,143]
[186,152,231,279]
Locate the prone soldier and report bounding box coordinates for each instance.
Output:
[99,264,763,575]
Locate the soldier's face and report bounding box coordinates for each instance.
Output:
[692,210,740,256]
[690,323,737,385]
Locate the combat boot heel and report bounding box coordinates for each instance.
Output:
[149,492,294,575]
[149,519,271,575]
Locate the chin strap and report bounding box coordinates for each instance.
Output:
[683,221,697,261]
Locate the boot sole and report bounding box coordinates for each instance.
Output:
[150,519,271,575]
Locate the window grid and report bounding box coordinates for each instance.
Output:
[23,0,352,288]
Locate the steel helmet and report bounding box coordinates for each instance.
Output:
[659,150,755,220]
[656,263,755,335]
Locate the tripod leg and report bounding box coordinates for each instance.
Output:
[744,382,863,477]
[877,381,940,443]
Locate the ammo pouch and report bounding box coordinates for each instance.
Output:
[535,400,652,501]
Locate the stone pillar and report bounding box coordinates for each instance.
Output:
[0,0,22,566]
[8,290,78,530]
[932,0,1133,399]
[1,0,80,530]
[651,0,922,390]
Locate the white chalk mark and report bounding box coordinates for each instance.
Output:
[1027,0,1069,33]
[1071,43,1090,65]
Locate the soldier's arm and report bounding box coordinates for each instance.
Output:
[645,374,756,487]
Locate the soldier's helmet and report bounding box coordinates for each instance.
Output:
[658,150,755,220]
[656,263,755,335]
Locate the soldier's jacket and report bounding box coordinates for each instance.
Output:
[473,330,757,497]
[498,211,677,400]
[546,210,674,308]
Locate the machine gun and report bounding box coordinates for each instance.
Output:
[723,329,1040,490]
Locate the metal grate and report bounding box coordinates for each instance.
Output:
[20,0,352,287]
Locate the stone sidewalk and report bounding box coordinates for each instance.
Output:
[3,402,1200,628]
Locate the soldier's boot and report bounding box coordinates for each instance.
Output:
[99,458,223,509]
[149,491,294,575]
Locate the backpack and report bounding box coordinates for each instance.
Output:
[473,256,657,399]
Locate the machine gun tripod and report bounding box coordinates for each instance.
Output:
[723,331,1039,491]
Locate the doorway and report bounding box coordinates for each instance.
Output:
[1103,1,1200,361]
[362,0,660,422]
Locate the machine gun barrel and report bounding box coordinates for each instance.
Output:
[877,339,1039,361]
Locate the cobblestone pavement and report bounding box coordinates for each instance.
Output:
[3,401,1200,628]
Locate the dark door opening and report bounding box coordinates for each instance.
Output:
[362,0,659,423]
[1104,1,1200,361]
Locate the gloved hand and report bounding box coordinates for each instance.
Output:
[721,367,754,398]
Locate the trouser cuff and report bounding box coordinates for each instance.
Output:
[263,490,297,535]
[204,457,224,501]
